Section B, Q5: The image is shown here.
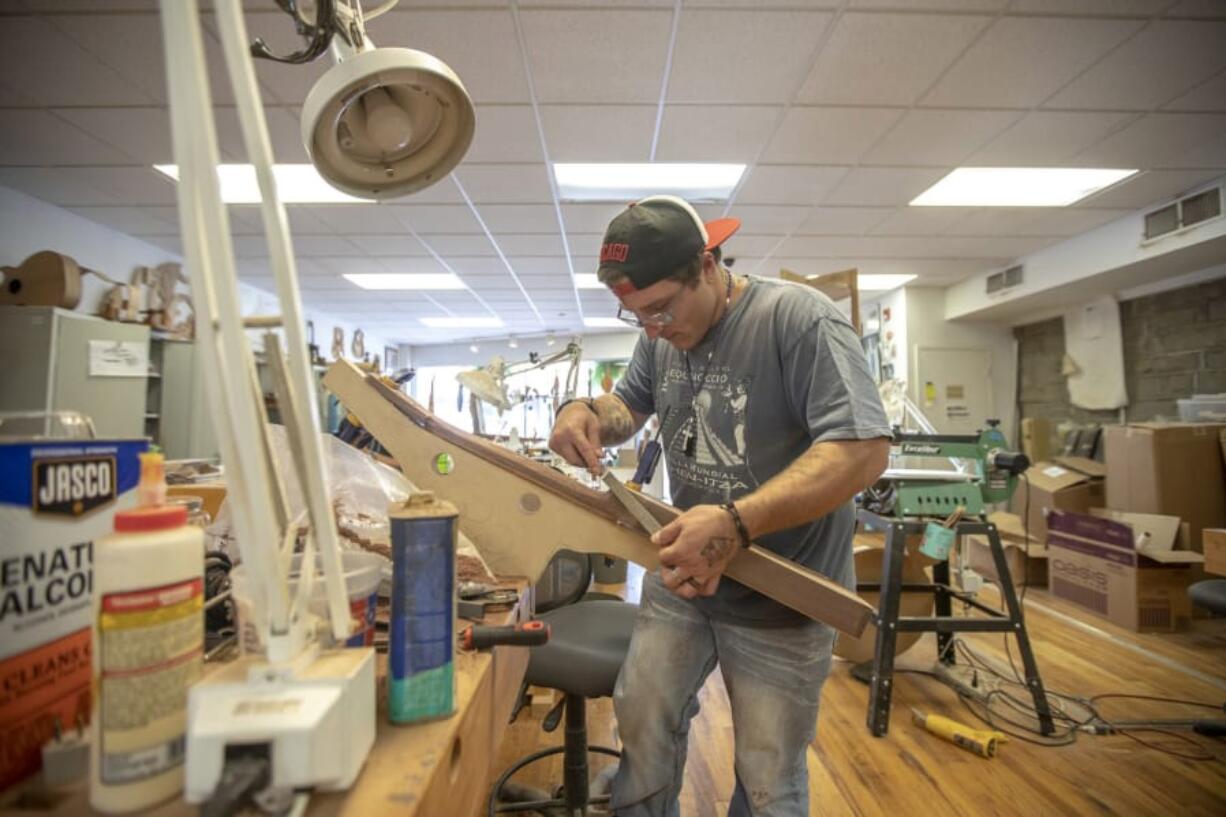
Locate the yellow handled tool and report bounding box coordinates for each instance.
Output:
[911,709,1008,758]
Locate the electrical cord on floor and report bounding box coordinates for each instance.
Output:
[945,636,1224,759]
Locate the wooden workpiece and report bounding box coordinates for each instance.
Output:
[323,360,873,637]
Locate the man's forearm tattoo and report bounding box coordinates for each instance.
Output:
[701,537,736,568]
[597,399,635,445]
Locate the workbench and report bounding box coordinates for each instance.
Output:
[0,580,532,817]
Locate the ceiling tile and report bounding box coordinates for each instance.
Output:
[967,111,1138,165]
[520,9,673,103]
[387,204,485,234]
[349,235,431,256]
[0,109,132,165]
[668,9,833,104]
[734,165,849,206]
[466,106,542,163]
[797,12,990,106]
[313,257,389,276]
[0,167,119,205]
[1074,113,1226,169]
[728,205,811,234]
[762,107,904,164]
[539,105,656,162]
[471,204,560,233]
[1163,69,1226,112]
[862,109,1020,166]
[868,207,977,236]
[654,105,781,162]
[66,206,180,236]
[375,256,449,275]
[0,15,155,106]
[419,234,497,255]
[508,257,571,277]
[447,257,507,276]
[69,166,179,206]
[795,206,894,235]
[493,233,565,256]
[453,164,553,204]
[214,106,309,164]
[922,17,1142,108]
[305,205,409,235]
[822,167,949,206]
[559,203,629,234]
[1011,0,1173,13]
[1047,21,1226,111]
[51,107,173,165]
[849,0,1007,8]
[1077,168,1223,208]
[1164,0,1226,16]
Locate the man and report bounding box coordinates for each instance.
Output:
[549,196,890,817]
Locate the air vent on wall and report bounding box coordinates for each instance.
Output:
[1143,187,1222,243]
[986,264,1023,295]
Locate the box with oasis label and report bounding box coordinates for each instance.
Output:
[0,438,147,792]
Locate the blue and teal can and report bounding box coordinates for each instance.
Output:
[388,491,458,724]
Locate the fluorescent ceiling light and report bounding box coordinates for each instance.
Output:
[554,163,746,202]
[154,163,373,204]
[574,274,605,290]
[584,317,626,329]
[858,274,917,291]
[344,273,466,290]
[420,316,503,329]
[911,167,1137,207]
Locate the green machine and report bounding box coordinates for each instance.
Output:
[886,421,1030,518]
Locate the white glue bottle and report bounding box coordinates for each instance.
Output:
[90,493,203,812]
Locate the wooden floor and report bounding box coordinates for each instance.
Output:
[491,563,1226,816]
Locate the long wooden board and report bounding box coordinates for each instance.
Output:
[324,361,873,637]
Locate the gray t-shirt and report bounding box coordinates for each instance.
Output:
[615,275,891,626]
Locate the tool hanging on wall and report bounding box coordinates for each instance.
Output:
[351,328,365,359]
[332,326,345,361]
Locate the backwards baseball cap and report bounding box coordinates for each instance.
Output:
[598,195,740,295]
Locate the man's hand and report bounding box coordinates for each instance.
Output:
[548,402,603,475]
[652,504,740,599]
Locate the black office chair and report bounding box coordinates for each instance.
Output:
[1189,579,1226,616]
[487,551,638,816]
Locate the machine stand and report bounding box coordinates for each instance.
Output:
[858,510,1056,737]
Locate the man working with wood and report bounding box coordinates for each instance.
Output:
[549,196,891,816]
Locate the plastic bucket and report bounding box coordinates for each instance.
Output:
[232,550,383,653]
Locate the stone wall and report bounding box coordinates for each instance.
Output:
[1015,276,1226,435]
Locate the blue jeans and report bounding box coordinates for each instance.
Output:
[611,572,836,817]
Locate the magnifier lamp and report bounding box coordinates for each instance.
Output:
[254,0,475,199]
[458,342,584,415]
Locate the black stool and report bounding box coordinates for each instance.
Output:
[487,599,637,816]
[1190,579,1226,615]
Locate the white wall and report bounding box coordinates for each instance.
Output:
[906,287,1017,443]
[0,185,389,356]
[945,174,1226,324]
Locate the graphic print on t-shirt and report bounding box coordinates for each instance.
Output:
[660,364,756,496]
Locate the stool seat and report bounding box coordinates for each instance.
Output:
[1189,580,1226,615]
[528,600,638,698]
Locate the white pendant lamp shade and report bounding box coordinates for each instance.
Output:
[302,46,475,200]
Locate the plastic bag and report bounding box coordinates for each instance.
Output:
[204,425,495,586]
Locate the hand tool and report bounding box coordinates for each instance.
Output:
[627,407,670,490]
[602,470,702,591]
[460,620,550,650]
[911,708,1008,758]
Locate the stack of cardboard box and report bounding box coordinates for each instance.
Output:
[1039,422,1225,631]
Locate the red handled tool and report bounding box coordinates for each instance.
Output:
[460,620,550,650]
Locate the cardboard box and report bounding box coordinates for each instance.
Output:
[987,511,1040,546]
[1021,418,1052,464]
[1204,528,1226,577]
[963,533,1047,590]
[1046,508,1203,632]
[1103,423,1226,551]
[0,438,148,791]
[1010,458,1105,544]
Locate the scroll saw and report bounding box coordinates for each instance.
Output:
[867,421,1030,519]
